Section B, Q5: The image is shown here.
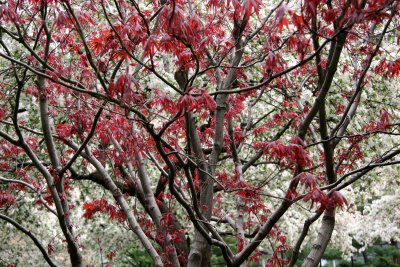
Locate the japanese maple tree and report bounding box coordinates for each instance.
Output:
[0,0,400,266]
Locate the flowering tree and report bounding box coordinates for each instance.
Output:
[0,0,400,266]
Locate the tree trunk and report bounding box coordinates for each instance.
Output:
[301,209,335,267]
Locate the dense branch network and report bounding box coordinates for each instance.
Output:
[0,0,399,267]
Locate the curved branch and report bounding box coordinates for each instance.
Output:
[288,211,323,267]
[0,176,57,216]
[0,213,57,267]
[65,140,164,266]
[59,105,105,177]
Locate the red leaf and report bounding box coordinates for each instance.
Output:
[286,188,298,200]
[329,191,348,209]
[303,0,320,18]
[170,229,185,245]
[199,90,217,111]
[48,243,55,255]
[177,94,196,112]
[0,191,16,208]
[83,199,108,219]
[293,172,316,189]
[237,236,245,252]
[377,109,391,129]
[290,11,305,30]
[56,123,74,139]
[106,250,116,260]
[304,187,328,206]
[275,3,287,23]
[322,8,336,23]
[277,17,289,32]
[0,106,6,121]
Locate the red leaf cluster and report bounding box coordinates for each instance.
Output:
[0,191,16,208]
[83,199,126,222]
[254,138,313,168]
[292,171,348,210]
[328,191,348,210]
[47,243,55,256]
[106,250,116,260]
[177,90,216,112]
[56,123,74,140]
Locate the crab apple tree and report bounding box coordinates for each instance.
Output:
[0,0,400,266]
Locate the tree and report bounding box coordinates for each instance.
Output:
[0,0,399,266]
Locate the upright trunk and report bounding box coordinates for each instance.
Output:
[301,209,335,267]
[37,75,83,266]
[135,153,180,267]
[187,38,244,266]
[186,112,215,267]
[110,134,180,266]
[74,145,164,266]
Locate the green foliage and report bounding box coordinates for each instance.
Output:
[371,245,400,258]
[293,243,400,267]
[325,244,400,267]
[211,236,237,266]
[119,247,153,267]
[323,247,343,260]
[210,236,264,266]
[364,245,400,267]
[336,261,364,267]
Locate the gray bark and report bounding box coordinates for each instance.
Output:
[301,210,335,267]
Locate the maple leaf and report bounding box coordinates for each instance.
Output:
[56,123,74,139]
[303,0,320,19]
[47,243,55,256]
[0,107,6,121]
[177,94,196,112]
[237,237,245,252]
[304,187,328,207]
[290,11,305,31]
[275,3,289,32]
[275,2,287,21]
[1,0,400,265]
[329,191,348,210]
[144,35,157,56]
[88,36,103,54]
[278,18,289,32]
[106,250,116,260]
[83,199,109,219]
[199,90,217,111]
[377,109,391,129]
[170,229,185,245]
[98,131,111,147]
[0,191,16,208]
[293,172,316,189]
[286,188,298,201]
[322,8,336,23]
[241,0,262,23]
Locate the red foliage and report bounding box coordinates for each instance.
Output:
[328,191,348,210]
[0,191,16,208]
[293,172,317,189]
[83,199,126,222]
[177,93,197,112]
[303,187,329,209]
[0,0,399,266]
[56,123,74,139]
[106,250,116,260]
[47,243,55,256]
[254,138,312,168]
